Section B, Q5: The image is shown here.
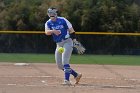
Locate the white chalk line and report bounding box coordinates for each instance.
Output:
[0,76,139,89]
[0,75,140,83]
[0,83,138,89]
[0,75,65,78]
[84,77,140,81]
[0,76,140,81]
[0,75,59,78]
[0,75,139,89]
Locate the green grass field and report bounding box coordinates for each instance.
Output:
[0,53,140,66]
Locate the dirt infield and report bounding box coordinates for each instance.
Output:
[0,63,140,93]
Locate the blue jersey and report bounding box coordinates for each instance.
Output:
[45,17,72,43]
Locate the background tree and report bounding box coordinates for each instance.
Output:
[0,0,140,54]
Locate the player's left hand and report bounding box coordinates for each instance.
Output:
[73,39,86,54]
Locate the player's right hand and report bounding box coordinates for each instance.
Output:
[52,30,61,36]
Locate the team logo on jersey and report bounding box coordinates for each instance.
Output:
[59,22,61,24]
[50,23,54,26]
[52,25,64,30]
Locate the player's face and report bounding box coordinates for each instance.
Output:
[48,13,57,21]
[49,16,56,21]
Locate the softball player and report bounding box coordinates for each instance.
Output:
[45,7,82,85]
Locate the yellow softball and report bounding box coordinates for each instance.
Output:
[58,47,64,53]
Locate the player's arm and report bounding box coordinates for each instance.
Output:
[45,29,60,36]
[68,27,86,54]
[65,18,86,54]
[68,27,77,42]
[45,23,60,36]
[63,17,76,40]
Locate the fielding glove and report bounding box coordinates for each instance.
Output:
[73,40,86,54]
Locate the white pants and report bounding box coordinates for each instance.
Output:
[55,38,73,70]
